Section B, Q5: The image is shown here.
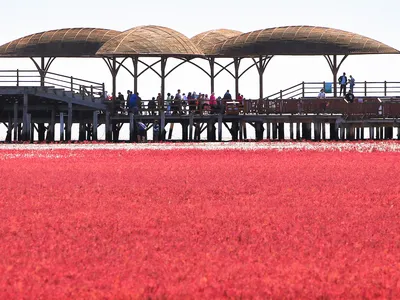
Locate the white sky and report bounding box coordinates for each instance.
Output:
[0,0,399,100]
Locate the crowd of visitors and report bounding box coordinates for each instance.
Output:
[108,89,246,115]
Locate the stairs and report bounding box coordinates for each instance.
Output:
[33,87,107,110]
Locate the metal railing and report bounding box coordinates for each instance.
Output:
[265,81,400,99]
[0,69,105,99]
[112,98,400,119]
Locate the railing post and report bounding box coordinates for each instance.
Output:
[102,83,105,98]
[70,76,73,92]
[364,81,367,97]
[90,85,93,98]
[16,69,19,87]
[280,90,283,99]
[302,81,305,97]
[384,81,387,96]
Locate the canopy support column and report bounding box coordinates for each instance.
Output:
[234,58,241,99]
[30,57,56,87]
[132,57,139,94]
[254,55,273,99]
[160,57,168,101]
[209,58,215,93]
[112,57,117,114]
[324,55,348,97]
[103,57,127,115]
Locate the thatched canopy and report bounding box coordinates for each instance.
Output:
[0,28,121,57]
[191,29,242,56]
[97,25,204,57]
[209,26,400,57]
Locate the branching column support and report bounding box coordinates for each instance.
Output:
[324,55,348,97]
[209,58,215,93]
[30,57,56,87]
[132,57,139,94]
[160,57,168,101]
[103,57,127,115]
[253,55,273,99]
[112,57,117,114]
[234,58,241,99]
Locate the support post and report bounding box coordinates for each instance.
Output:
[48,107,56,142]
[290,122,294,140]
[67,101,72,141]
[22,93,28,141]
[40,57,45,87]
[234,58,241,99]
[6,115,12,142]
[13,101,18,141]
[296,122,301,140]
[112,57,117,115]
[129,113,135,142]
[60,113,64,141]
[333,55,338,97]
[278,122,284,140]
[189,113,194,141]
[209,58,215,93]
[38,123,45,141]
[160,110,166,141]
[272,123,278,140]
[160,57,167,101]
[28,114,33,142]
[182,121,188,141]
[79,112,85,141]
[93,111,98,141]
[132,57,139,94]
[105,111,112,142]
[218,114,222,142]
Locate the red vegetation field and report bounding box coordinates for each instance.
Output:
[0,145,400,298]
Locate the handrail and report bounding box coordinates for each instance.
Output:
[265,81,400,100]
[110,97,400,119]
[0,69,105,99]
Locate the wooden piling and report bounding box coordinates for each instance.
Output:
[38,123,45,141]
[289,122,294,140]
[243,121,247,140]
[272,123,278,140]
[182,121,188,141]
[296,122,301,140]
[278,122,284,140]
[22,93,28,141]
[13,101,18,142]
[189,113,194,141]
[160,111,166,141]
[67,101,72,141]
[232,122,239,141]
[266,122,271,139]
[60,113,64,141]
[93,111,98,141]
[129,113,134,142]
[255,122,264,141]
[5,115,12,142]
[105,111,112,142]
[218,114,222,141]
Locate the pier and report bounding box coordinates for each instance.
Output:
[0,25,399,142]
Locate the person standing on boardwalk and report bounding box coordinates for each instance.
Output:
[317,88,326,99]
[349,75,355,93]
[338,72,348,96]
[223,90,232,100]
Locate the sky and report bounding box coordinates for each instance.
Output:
[1,0,400,101]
